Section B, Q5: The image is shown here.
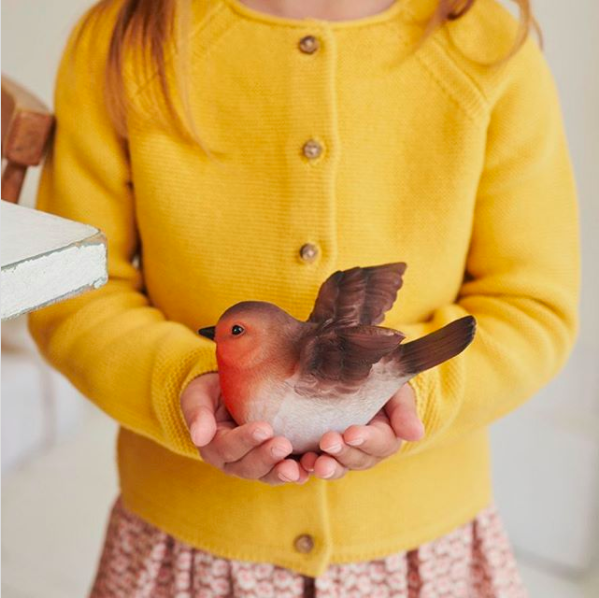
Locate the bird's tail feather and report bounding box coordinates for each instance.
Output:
[398,315,476,376]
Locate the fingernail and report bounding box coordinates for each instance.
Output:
[253,428,270,442]
[346,437,364,447]
[279,471,297,482]
[323,443,342,454]
[321,467,335,479]
[271,445,289,459]
[190,423,202,445]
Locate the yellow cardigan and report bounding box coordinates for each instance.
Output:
[28,0,580,577]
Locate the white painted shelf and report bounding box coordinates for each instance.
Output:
[0,201,108,320]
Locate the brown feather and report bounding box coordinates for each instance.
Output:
[336,325,405,382]
[308,263,407,327]
[395,315,476,375]
[297,324,404,393]
[298,265,475,398]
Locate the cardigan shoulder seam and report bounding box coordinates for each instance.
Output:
[430,34,493,106]
[413,39,489,125]
[403,0,527,120]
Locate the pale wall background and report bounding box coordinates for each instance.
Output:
[2,0,598,596]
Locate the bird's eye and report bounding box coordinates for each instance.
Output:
[231,324,245,336]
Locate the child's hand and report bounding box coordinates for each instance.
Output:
[300,383,424,480]
[180,373,310,486]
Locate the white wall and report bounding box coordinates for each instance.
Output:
[2,0,91,208]
[2,1,99,473]
[2,0,598,577]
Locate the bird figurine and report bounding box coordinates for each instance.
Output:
[198,263,476,453]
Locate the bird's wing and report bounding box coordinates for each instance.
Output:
[307,263,407,327]
[295,324,405,395]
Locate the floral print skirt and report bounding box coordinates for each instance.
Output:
[89,497,527,598]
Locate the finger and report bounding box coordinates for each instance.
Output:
[319,431,373,469]
[312,455,348,480]
[300,452,319,473]
[189,407,218,447]
[296,463,311,485]
[180,375,220,447]
[260,459,302,486]
[201,421,273,466]
[342,421,402,459]
[320,431,380,469]
[223,436,292,479]
[385,384,425,441]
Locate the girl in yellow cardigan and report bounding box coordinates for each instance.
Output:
[28,0,580,596]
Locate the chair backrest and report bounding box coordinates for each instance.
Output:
[1,75,54,203]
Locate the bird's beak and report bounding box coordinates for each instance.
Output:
[198,326,216,341]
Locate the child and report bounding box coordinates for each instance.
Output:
[28,0,580,596]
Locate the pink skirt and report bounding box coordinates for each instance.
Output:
[89,497,526,598]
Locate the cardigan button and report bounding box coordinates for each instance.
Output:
[298,35,320,54]
[294,534,315,554]
[299,243,319,262]
[302,139,323,160]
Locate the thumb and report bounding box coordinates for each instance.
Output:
[385,382,425,442]
[180,373,219,447]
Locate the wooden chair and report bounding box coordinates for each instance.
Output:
[1,75,54,203]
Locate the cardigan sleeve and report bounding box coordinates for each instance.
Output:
[27,12,217,460]
[393,38,580,456]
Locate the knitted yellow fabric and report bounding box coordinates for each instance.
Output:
[28,0,579,577]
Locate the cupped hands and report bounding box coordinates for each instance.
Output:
[181,373,424,486]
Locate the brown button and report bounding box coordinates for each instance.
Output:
[299,243,319,262]
[294,534,315,554]
[298,35,320,54]
[302,139,323,160]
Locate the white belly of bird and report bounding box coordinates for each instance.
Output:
[252,360,410,453]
